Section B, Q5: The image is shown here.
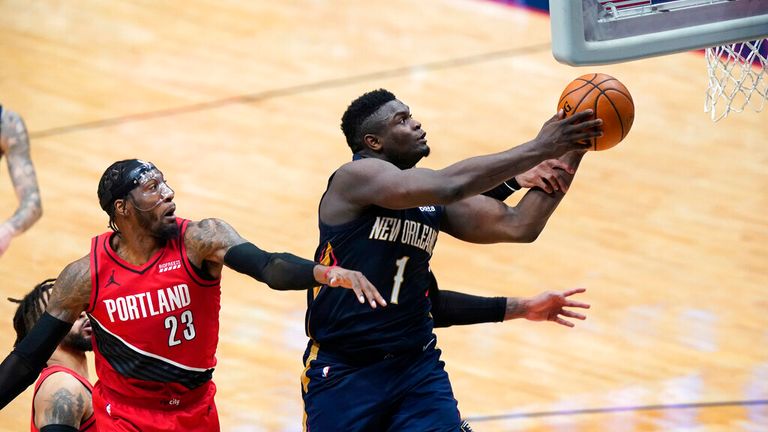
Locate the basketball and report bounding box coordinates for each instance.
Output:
[557,73,634,151]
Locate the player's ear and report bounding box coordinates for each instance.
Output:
[114,199,129,217]
[363,134,382,151]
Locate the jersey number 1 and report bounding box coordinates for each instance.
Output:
[390,256,410,304]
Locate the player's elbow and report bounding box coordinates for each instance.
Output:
[31,201,42,224]
[25,200,43,231]
[508,223,546,243]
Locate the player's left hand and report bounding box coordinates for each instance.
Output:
[324,266,388,309]
[521,288,589,327]
[515,159,575,193]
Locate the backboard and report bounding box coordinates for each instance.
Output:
[550,0,768,66]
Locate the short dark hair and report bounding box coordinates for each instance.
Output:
[341,89,396,153]
[97,159,155,231]
[8,279,55,347]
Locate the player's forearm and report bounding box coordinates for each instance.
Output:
[503,297,528,320]
[6,195,42,234]
[501,151,584,242]
[431,290,507,328]
[223,242,318,290]
[436,140,557,203]
[3,110,43,234]
[0,313,72,409]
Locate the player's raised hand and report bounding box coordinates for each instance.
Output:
[536,110,602,155]
[521,288,590,327]
[322,266,387,309]
[515,159,575,193]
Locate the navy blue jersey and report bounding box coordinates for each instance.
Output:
[306,177,444,360]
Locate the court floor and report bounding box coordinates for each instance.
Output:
[0,1,766,430]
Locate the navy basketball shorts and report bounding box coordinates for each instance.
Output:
[301,338,463,432]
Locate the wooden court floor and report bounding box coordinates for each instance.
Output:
[0,1,766,430]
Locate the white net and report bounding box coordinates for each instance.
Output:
[704,39,767,121]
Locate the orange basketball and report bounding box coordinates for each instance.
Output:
[557,73,634,151]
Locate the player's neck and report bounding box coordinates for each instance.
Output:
[111,229,164,266]
[47,347,89,380]
[356,149,415,170]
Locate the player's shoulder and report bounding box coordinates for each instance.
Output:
[184,217,243,256]
[186,217,234,236]
[61,255,92,283]
[334,157,395,182]
[36,369,90,400]
[34,369,92,426]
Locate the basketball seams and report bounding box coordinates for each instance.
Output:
[558,73,633,151]
[602,84,634,104]
[557,73,597,105]
[576,79,601,150]
[598,93,624,142]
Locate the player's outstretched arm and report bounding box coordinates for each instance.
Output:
[0,108,42,257]
[442,150,586,244]
[185,218,386,308]
[431,284,589,328]
[329,111,599,214]
[507,288,590,327]
[0,257,90,410]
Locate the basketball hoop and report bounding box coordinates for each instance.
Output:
[704,39,767,121]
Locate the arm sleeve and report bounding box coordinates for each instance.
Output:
[40,425,80,432]
[427,272,507,328]
[0,312,72,409]
[223,242,318,290]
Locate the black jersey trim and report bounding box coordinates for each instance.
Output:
[89,315,214,389]
[87,237,100,314]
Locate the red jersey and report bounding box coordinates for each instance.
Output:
[31,365,95,431]
[87,218,222,408]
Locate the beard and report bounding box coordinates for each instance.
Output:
[62,333,93,352]
[135,207,179,243]
[156,223,180,243]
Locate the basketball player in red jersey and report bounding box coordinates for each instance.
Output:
[9,278,95,432]
[0,159,385,431]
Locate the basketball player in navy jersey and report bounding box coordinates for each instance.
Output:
[301,89,600,431]
[9,279,96,432]
[0,105,42,258]
[0,159,385,431]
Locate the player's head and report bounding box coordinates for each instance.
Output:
[97,159,177,241]
[8,279,92,352]
[341,89,429,169]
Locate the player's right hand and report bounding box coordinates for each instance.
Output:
[535,110,602,156]
[324,266,388,309]
[515,158,575,193]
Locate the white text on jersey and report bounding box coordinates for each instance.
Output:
[369,216,438,255]
[103,284,191,322]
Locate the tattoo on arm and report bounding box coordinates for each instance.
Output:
[44,388,85,427]
[504,297,526,320]
[185,218,245,264]
[46,257,92,323]
[1,109,42,233]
